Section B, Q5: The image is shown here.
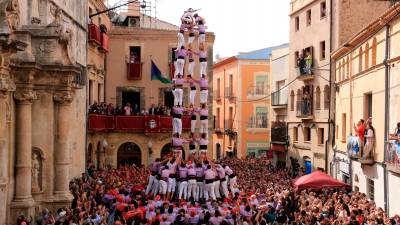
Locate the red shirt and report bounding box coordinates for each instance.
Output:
[358,124,365,141]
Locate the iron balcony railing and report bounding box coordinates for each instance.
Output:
[271,121,288,143]
[247,114,268,128]
[271,89,288,106]
[247,85,268,96]
[296,99,313,117]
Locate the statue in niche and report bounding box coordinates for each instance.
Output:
[31,151,42,192]
[30,0,40,24]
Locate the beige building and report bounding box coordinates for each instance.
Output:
[287,0,390,174]
[0,0,88,223]
[332,3,400,216]
[87,4,215,167]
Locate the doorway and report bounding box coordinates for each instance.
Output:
[122,91,141,111]
[117,142,142,167]
[164,91,174,109]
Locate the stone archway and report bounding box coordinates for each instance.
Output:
[117,142,142,167]
[160,143,186,160]
[216,143,221,160]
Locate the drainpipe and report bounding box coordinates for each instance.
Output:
[223,68,226,157]
[383,23,390,215]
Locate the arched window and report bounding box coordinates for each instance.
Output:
[358,47,363,73]
[315,86,321,110]
[338,62,342,81]
[372,38,377,66]
[324,85,330,110]
[290,90,295,111]
[365,43,370,70]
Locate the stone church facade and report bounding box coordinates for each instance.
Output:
[0,0,88,223]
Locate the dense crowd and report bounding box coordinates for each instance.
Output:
[89,102,173,116]
[20,156,400,225]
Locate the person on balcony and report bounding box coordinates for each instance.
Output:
[305,50,313,75]
[173,74,184,106]
[297,50,306,75]
[149,104,157,115]
[302,91,310,115]
[129,52,138,63]
[124,103,132,116]
[353,119,365,156]
[389,122,400,163]
[363,122,375,160]
[172,105,184,135]
[176,46,187,77]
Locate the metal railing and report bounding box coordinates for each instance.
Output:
[387,140,400,168]
[296,100,313,117]
[347,135,375,161]
[271,89,288,106]
[247,114,268,128]
[247,85,268,96]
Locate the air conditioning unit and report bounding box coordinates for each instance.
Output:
[128,17,140,27]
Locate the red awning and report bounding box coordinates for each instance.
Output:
[271,144,286,152]
[293,171,350,190]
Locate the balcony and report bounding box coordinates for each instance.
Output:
[247,84,269,99]
[214,118,222,133]
[247,115,268,133]
[271,121,288,144]
[88,23,101,45]
[386,141,400,173]
[271,89,288,108]
[347,135,375,165]
[225,87,236,101]
[296,100,313,120]
[214,90,222,102]
[88,114,191,133]
[127,62,143,80]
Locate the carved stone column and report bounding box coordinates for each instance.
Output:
[13,89,36,200]
[53,91,73,201]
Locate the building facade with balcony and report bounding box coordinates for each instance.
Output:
[287,0,390,177]
[332,4,400,216]
[270,44,289,166]
[212,46,283,159]
[87,3,215,167]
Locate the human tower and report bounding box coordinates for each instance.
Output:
[171,8,209,161]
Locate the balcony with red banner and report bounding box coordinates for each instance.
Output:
[127,62,143,80]
[88,114,191,133]
[88,23,101,45]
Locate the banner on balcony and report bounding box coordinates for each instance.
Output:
[145,116,161,133]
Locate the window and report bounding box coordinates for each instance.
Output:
[342,174,350,184]
[293,127,298,142]
[342,113,346,142]
[338,62,342,81]
[129,46,141,63]
[365,43,370,70]
[320,1,326,18]
[367,178,374,200]
[306,10,312,26]
[290,90,295,111]
[315,86,321,110]
[304,127,311,142]
[228,74,233,96]
[295,16,299,31]
[320,41,326,60]
[324,85,330,110]
[216,108,220,128]
[346,56,350,79]
[358,47,363,73]
[364,93,372,119]
[229,107,233,128]
[255,107,268,128]
[217,78,221,98]
[294,51,299,68]
[372,38,377,66]
[255,76,267,95]
[318,128,324,145]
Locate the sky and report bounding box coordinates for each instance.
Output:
[107,0,290,58]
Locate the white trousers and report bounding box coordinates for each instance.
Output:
[229,176,237,194]
[190,89,196,106]
[159,180,168,195]
[174,88,183,106]
[188,34,195,44]
[167,178,176,193]
[200,90,208,104]
[195,181,204,201]
[191,119,197,133]
[204,182,216,201]
[173,118,182,135]
[200,61,207,76]
[176,59,185,76]
[188,61,195,76]
[145,175,155,195]
[213,180,221,199]
[178,181,188,200]
[177,33,185,49]
[200,119,208,134]
[152,178,160,195]
[198,34,205,45]
[220,180,229,197]
[187,179,197,200]
[174,61,178,77]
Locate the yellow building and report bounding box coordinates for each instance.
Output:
[212,47,286,159]
[332,3,400,216]
[87,4,215,167]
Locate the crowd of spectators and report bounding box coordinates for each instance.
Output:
[89,102,173,116]
[20,157,400,225]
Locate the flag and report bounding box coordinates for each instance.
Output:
[151,60,171,84]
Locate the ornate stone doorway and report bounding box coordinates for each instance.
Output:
[117,142,142,167]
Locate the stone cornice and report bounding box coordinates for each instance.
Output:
[0,75,15,98]
[53,91,73,105]
[13,89,36,103]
